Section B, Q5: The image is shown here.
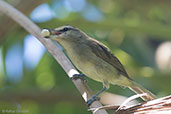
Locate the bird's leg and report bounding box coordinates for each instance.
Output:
[70,74,87,83]
[87,86,107,107]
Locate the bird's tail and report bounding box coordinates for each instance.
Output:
[128,80,156,101]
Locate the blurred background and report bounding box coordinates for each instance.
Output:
[0,0,171,114]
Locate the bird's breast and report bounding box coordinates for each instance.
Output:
[64,43,102,81]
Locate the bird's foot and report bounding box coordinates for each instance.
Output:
[70,74,87,83]
[86,96,100,107]
[86,87,107,107]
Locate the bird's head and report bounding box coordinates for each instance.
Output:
[41,25,87,42]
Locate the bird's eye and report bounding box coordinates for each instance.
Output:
[63,27,69,31]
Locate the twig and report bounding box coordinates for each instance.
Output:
[90,93,147,113]
[0,1,108,114]
[90,95,171,114]
[116,95,171,114]
[116,93,147,112]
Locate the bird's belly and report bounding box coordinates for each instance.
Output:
[68,51,118,83]
[71,55,102,82]
[77,60,102,82]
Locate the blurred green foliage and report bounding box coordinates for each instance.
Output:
[0,0,171,114]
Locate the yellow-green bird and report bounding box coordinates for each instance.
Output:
[41,25,156,106]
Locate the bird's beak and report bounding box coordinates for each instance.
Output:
[41,28,62,38]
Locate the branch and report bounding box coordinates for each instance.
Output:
[90,95,171,114]
[116,95,171,114]
[0,1,108,114]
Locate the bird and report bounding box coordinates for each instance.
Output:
[41,25,156,106]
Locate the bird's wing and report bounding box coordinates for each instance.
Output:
[89,39,130,79]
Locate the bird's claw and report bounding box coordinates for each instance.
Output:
[70,74,87,83]
[86,96,100,107]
